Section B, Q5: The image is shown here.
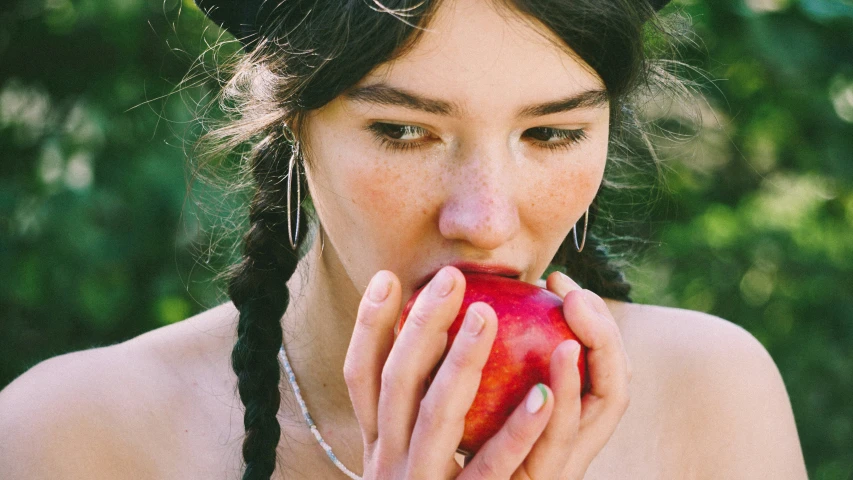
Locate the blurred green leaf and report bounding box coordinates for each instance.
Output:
[1,0,851,476]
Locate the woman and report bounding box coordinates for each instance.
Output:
[0,0,808,478]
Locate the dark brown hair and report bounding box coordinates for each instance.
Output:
[197,1,682,478]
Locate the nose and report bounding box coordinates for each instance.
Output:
[438,146,520,251]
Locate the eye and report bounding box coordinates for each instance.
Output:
[523,127,587,151]
[375,123,427,141]
[367,122,433,152]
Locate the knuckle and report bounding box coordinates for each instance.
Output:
[565,289,586,309]
[417,399,450,427]
[473,453,500,478]
[590,321,620,351]
[355,303,382,330]
[602,318,621,340]
[504,421,531,454]
[342,360,360,387]
[582,289,607,311]
[548,422,577,447]
[444,348,472,373]
[610,389,630,416]
[380,364,401,394]
[406,306,433,330]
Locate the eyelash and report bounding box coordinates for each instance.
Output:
[366,123,588,153]
[367,123,428,153]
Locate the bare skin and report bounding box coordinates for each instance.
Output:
[0,254,808,479]
[0,0,808,478]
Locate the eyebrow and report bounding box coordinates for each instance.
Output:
[343,82,609,118]
[518,89,609,117]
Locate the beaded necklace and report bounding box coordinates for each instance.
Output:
[279,344,363,480]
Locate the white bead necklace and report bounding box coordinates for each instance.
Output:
[279,344,363,480]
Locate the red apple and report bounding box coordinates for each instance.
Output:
[398,272,588,455]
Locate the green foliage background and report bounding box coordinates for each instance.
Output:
[1,0,851,477]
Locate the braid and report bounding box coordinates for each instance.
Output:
[228,132,307,480]
[558,201,633,303]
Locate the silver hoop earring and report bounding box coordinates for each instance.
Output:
[286,141,301,250]
[282,123,296,143]
[572,208,589,253]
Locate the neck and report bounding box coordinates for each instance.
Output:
[281,234,366,421]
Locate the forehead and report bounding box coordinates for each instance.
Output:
[357,0,604,118]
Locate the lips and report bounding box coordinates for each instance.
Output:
[415,262,523,291]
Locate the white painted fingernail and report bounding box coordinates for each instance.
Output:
[525,384,547,414]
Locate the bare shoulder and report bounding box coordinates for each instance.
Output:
[612,302,808,480]
[0,303,242,480]
[0,340,161,478]
[612,302,769,369]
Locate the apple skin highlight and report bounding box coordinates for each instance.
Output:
[399,272,588,454]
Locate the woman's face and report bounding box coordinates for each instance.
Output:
[302,0,610,301]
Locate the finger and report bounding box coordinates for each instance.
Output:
[519,340,583,478]
[562,290,626,395]
[343,270,402,446]
[562,289,630,428]
[458,384,554,480]
[582,288,610,317]
[546,271,582,299]
[579,289,633,383]
[407,303,498,473]
[377,266,466,456]
[557,283,631,386]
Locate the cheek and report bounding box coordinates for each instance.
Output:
[527,154,607,231]
[349,165,400,219]
[342,159,436,228]
[303,116,438,247]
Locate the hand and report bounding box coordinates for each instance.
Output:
[478,270,630,479]
[343,267,630,479]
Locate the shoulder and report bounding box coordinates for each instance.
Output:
[0,303,241,479]
[613,302,808,479]
[0,344,157,478]
[612,302,768,373]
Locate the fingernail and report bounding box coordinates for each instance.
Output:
[570,341,581,363]
[564,339,580,355]
[462,305,485,335]
[558,271,580,290]
[368,271,391,302]
[429,268,455,297]
[525,383,547,414]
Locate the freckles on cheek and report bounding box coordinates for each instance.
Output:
[345,162,429,223]
[530,167,602,227]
